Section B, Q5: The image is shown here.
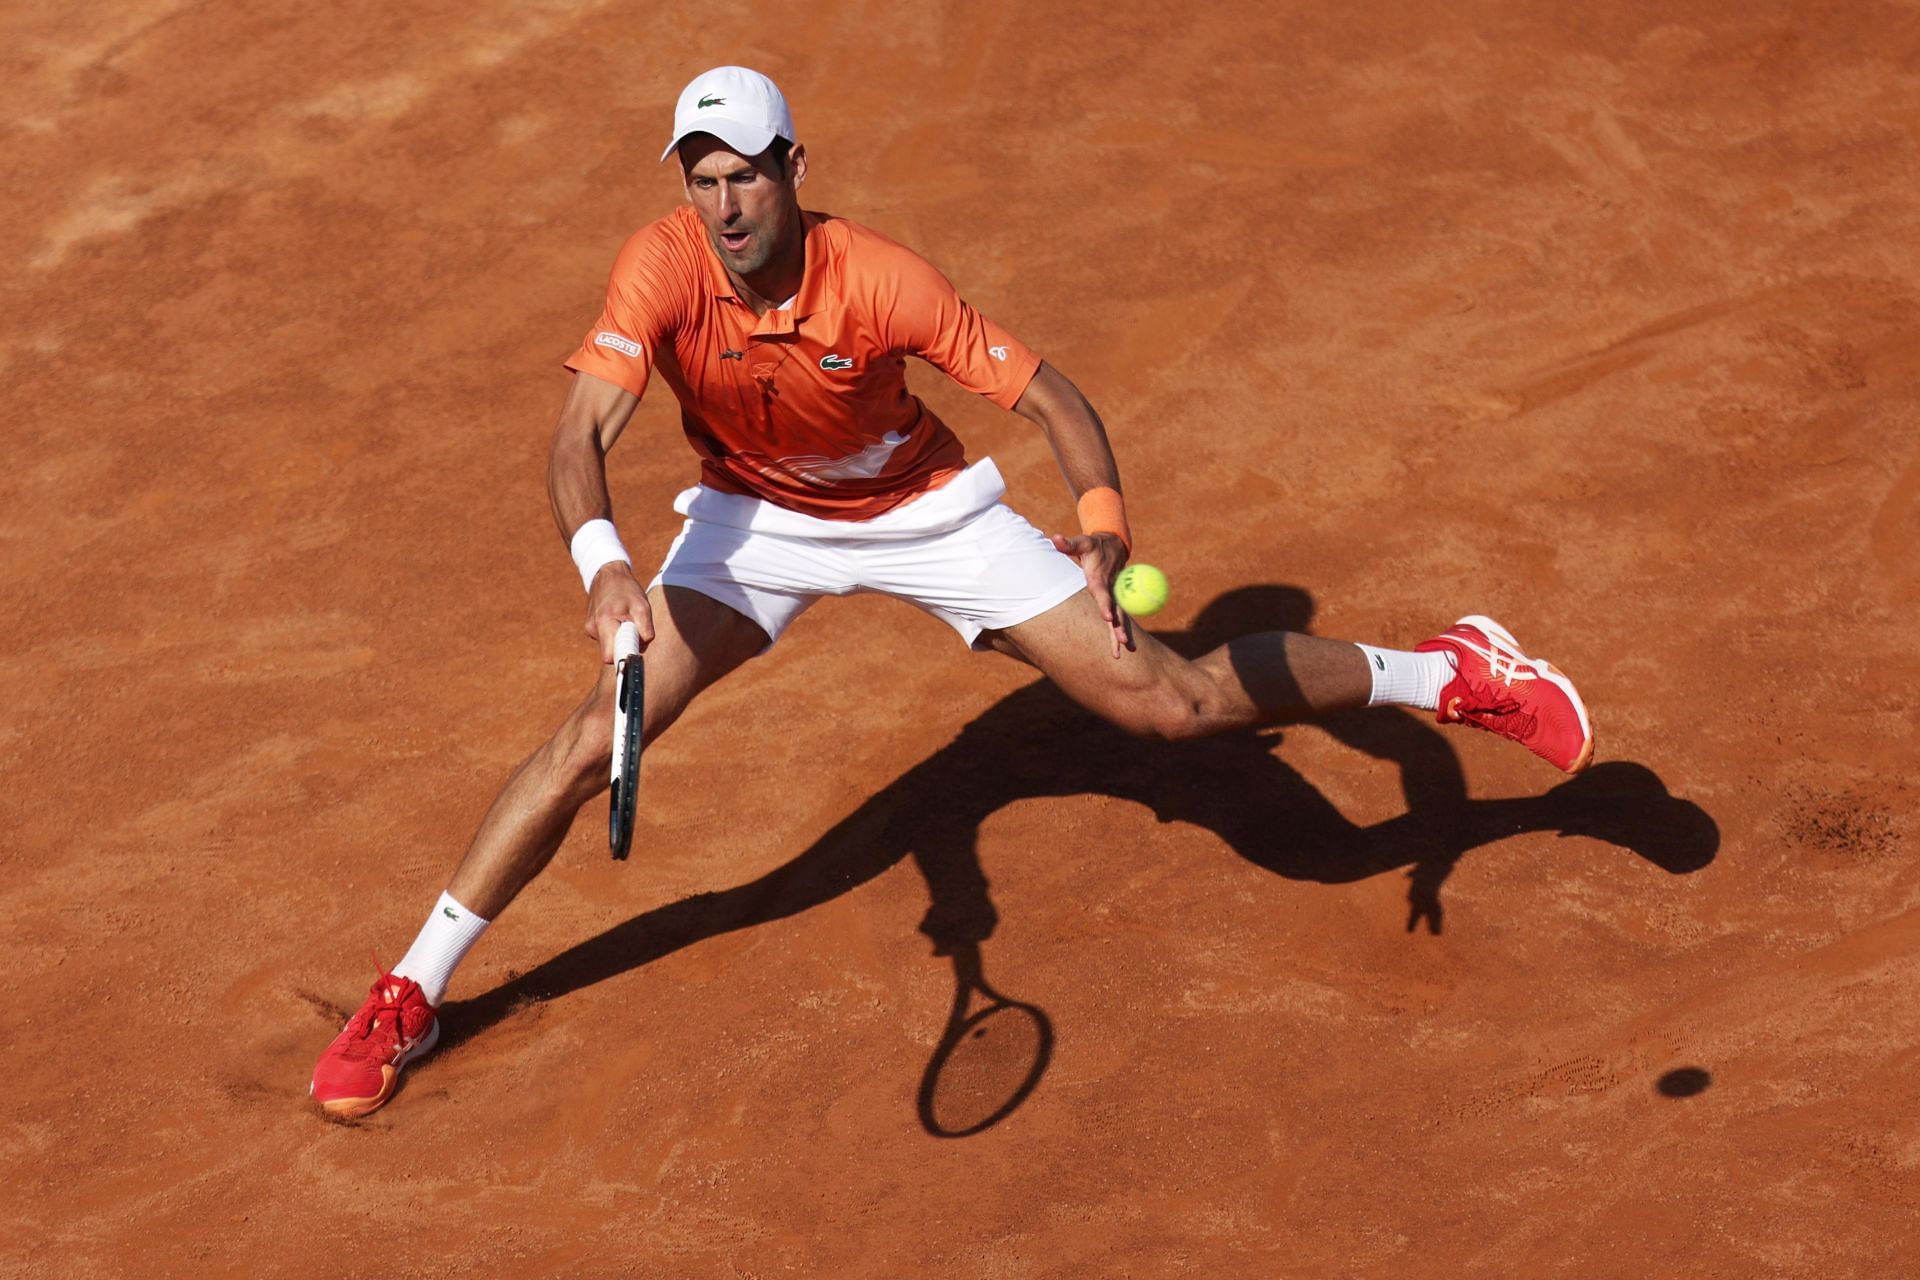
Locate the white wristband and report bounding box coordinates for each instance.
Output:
[569,518,632,592]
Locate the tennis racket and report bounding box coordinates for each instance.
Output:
[609,619,643,862]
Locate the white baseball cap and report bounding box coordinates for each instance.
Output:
[660,66,796,163]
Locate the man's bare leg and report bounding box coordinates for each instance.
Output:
[447,585,770,918]
[995,592,1593,772]
[990,591,1372,740]
[311,586,768,1117]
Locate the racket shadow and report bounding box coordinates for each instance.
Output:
[917,942,1054,1139]
[910,940,1052,1143]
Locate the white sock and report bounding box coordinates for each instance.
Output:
[1355,644,1456,711]
[392,891,490,1006]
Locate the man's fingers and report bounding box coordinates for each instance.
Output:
[630,596,657,648]
[589,600,653,663]
[1059,531,1132,657]
[1077,572,1126,660]
[597,621,628,664]
[1106,605,1129,659]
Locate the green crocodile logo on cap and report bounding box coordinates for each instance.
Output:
[698,95,727,108]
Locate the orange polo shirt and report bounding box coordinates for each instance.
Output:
[564,205,1042,521]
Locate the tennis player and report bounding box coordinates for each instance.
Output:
[311,66,1593,1117]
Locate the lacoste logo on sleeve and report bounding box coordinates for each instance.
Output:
[988,345,1009,362]
[819,353,854,371]
[698,94,727,108]
[443,906,459,920]
[594,332,643,358]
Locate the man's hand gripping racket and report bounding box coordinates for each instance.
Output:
[609,620,644,861]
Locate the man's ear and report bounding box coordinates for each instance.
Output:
[788,143,808,191]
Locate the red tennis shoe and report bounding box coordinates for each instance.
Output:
[1416,615,1594,774]
[310,967,439,1119]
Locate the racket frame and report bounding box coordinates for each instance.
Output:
[609,620,643,861]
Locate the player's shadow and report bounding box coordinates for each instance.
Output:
[441,585,1718,1132]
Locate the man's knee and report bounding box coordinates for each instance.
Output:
[550,683,616,791]
[1107,685,1212,743]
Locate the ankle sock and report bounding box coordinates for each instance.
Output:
[1355,644,1456,711]
[391,891,490,1006]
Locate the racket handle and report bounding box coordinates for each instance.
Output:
[610,619,640,791]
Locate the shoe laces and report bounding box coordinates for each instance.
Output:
[1445,692,1539,741]
[1441,633,1540,737]
[1449,630,1536,690]
[337,950,423,1063]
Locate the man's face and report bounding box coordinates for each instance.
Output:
[680,135,807,278]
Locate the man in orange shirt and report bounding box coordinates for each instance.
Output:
[311,66,1594,1118]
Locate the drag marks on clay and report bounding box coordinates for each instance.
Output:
[215,1076,283,1108]
[216,980,356,1105]
[1493,292,1769,418]
[291,988,352,1026]
[541,1032,661,1160]
[1869,443,1920,570]
[111,734,309,845]
[1444,903,1920,1127]
[1499,347,1657,419]
[459,0,615,70]
[1448,1034,1697,1120]
[1526,104,1652,190]
[1487,1055,1620,1106]
[289,74,427,126]
[1086,276,1255,394]
[27,173,207,271]
[1758,319,1870,392]
[0,327,64,384]
[197,612,376,684]
[495,112,549,147]
[20,0,619,271]
[1177,972,1333,1018]
[1,0,196,121]
[1528,908,1920,1108]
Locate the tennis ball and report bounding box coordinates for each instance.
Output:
[1115,563,1169,618]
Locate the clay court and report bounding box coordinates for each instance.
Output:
[6,1,1919,1275]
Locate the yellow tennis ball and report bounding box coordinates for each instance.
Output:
[1115,563,1169,618]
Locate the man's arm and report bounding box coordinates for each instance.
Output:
[547,371,651,661]
[1013,361,1132,656]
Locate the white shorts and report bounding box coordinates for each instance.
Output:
[649,459,1085,649]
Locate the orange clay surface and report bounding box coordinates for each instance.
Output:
[5,3,1918,1276]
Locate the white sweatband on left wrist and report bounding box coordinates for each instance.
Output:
[569,518,631,592]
